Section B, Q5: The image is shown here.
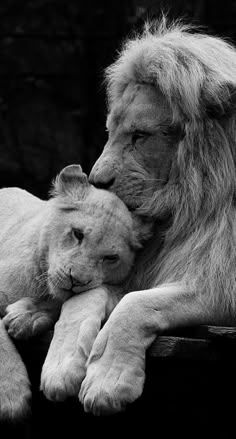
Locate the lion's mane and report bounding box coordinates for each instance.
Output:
[105,18,236,317]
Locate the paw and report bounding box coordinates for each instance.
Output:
[40,355,86,402]
[3,299,54,340]
[41,317,100,402]
[0,364,31,421]
[79,328,146,415]
[79,362,145,415]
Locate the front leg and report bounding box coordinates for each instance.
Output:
[41,287,119,402]
[0,319,31,420]
[79,283,216,415]
[3,297,60,340]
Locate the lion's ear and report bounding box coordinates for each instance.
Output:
[50,164,90,199]
[203,82,236,120]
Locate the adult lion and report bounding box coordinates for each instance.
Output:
[43,18,236,415]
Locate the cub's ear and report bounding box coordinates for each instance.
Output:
[50,164,90,199]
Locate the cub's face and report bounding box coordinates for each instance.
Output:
[45,187,140,300]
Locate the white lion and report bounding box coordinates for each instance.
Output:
[42,18,236,415]
[0,164,150,420]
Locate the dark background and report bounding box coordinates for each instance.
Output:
[1,0,236,198]
[1,1,236,437]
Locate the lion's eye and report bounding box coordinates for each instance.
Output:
[161,128,169,136]
[131,131,149,145]
[103,254,120,263]
[73,229,84,244]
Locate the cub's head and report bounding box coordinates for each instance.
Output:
[43,165,151,301]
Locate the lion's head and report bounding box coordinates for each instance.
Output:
[90,81,180,212]
[42,165,150,301]
[90,19,236,217]
[89,18,236,309]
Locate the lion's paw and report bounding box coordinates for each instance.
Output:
[79,360,145,415]
[41,355,86,402]
[3,299,54,340]
[79,326,146,415]
[0,365,31,421]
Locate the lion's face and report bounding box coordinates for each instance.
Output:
[44,186,140,301]
[89,83,181,210]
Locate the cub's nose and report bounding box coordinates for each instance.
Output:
[70,273,92,287]
[71,276,92,287]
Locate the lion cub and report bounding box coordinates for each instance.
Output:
[0,164,150,421]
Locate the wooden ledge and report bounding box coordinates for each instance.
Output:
[149,325,236,360]
[16,325,236,365]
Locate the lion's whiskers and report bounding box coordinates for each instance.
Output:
[46,268,71,298]
[35,271,49,296]
[144,178,166,182]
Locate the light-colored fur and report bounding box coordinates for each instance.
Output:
[0,164,149,420]
[42,18,236,415]
[103,18,236,314]
[0,166,141,309]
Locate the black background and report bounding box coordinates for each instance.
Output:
[1,1,236,437]
[0,0,236,197]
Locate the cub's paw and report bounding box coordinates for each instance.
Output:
[41,316,101,402]
[40,355,86,402]
[0,365,31,421]
[3,298,54,340]
[79,329,146,415]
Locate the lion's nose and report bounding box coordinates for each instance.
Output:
[89,167,115,190]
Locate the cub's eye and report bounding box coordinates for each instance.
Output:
[103,254,120,264]
[73,229,84,244]
[131,131,149,146]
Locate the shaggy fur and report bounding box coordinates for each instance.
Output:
[40,18,236,416]
[105,18,236,318]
